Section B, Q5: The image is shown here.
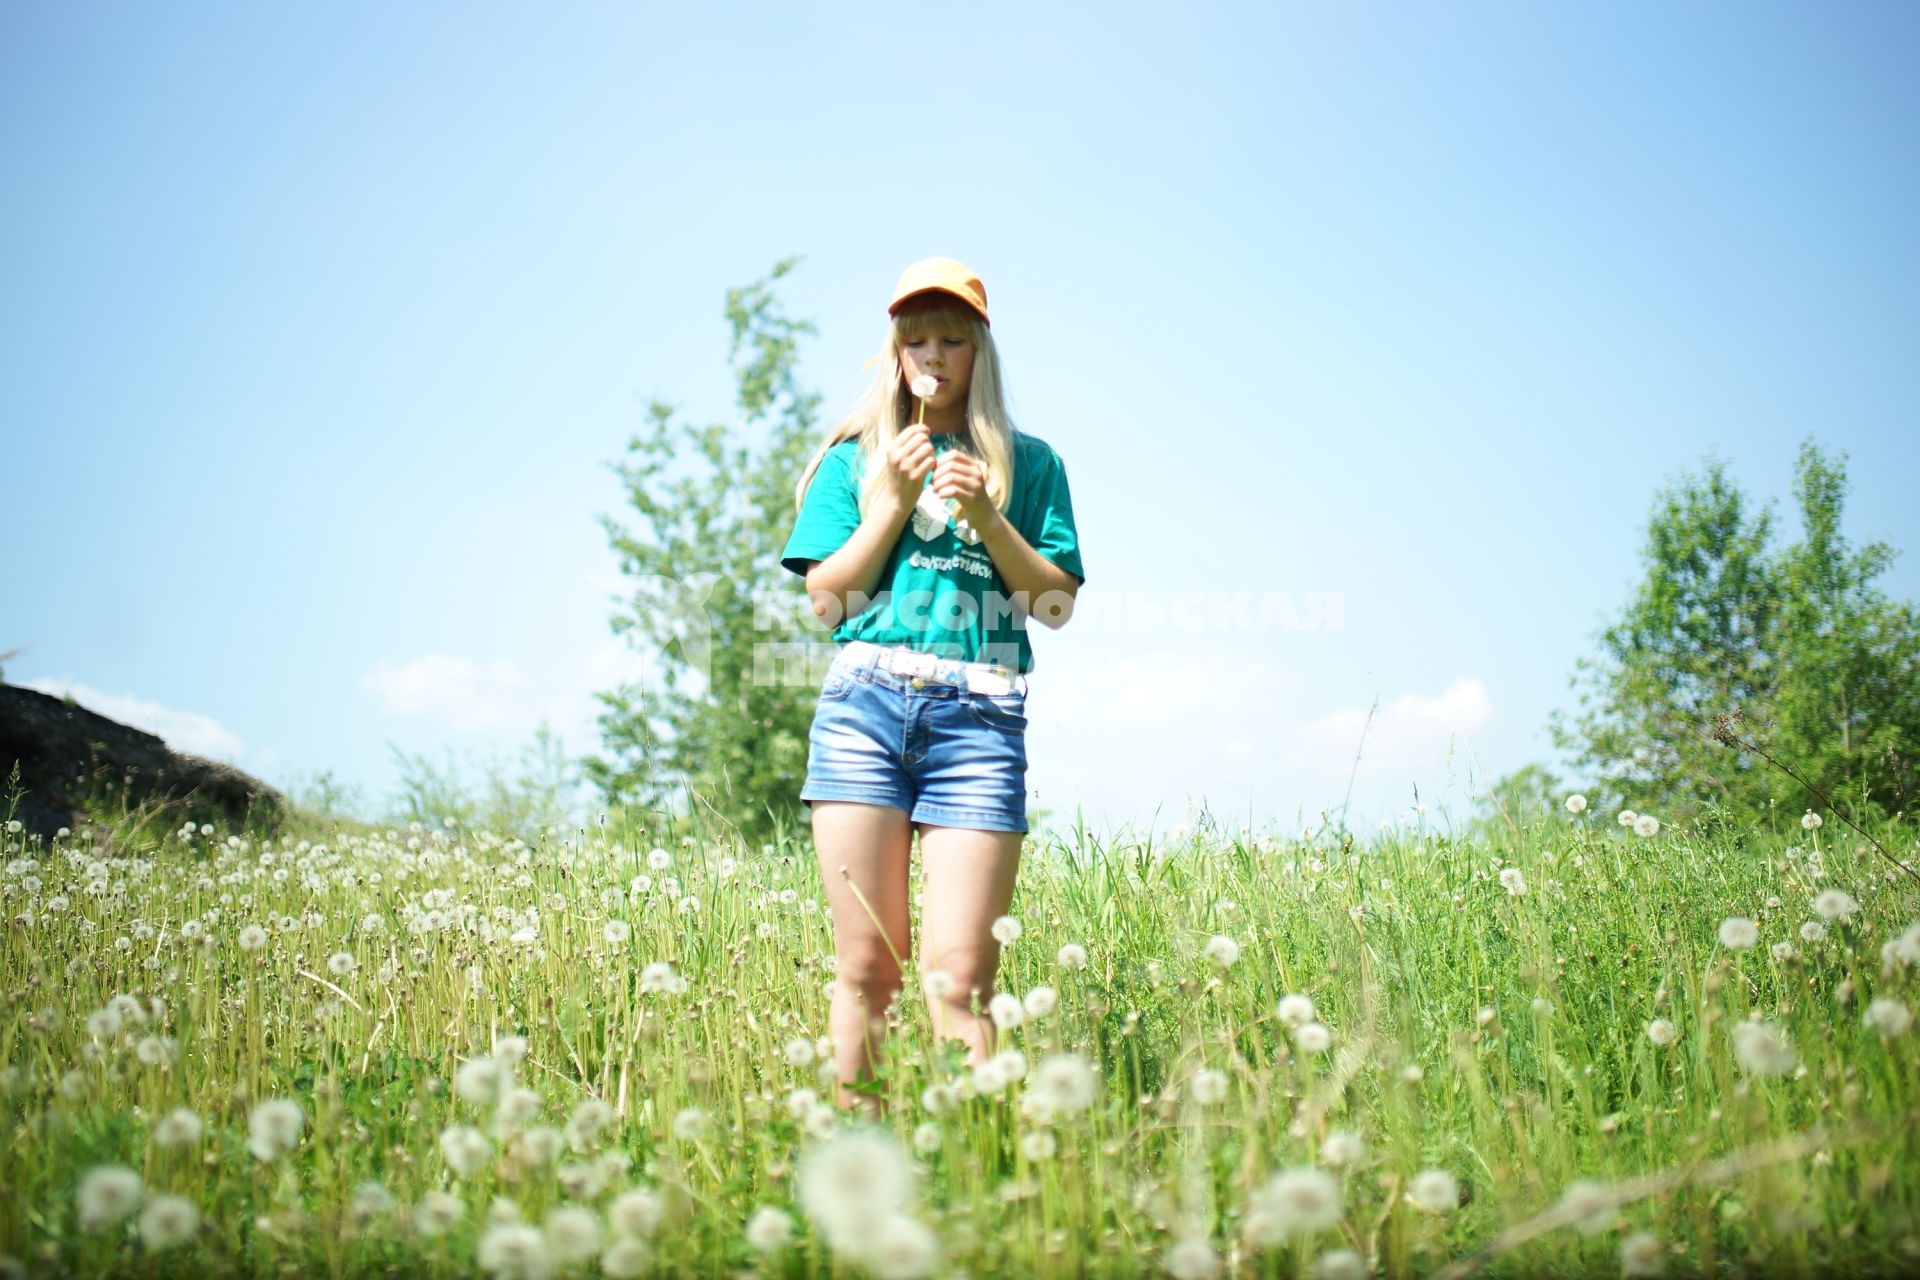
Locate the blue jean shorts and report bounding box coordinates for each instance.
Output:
[799,646,1030,833]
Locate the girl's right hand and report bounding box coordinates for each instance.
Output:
[882,423,936,512]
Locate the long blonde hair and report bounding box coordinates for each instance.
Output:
[792,292,1017,518]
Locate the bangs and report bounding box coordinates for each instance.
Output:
[893,294,983,343]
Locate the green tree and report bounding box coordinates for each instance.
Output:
[1549,438,1919,826]
[585,259,825,848]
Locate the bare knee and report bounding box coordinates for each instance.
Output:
[926,946,998,1010]
[835,947,905,1007]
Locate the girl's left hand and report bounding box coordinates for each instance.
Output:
[930,452,993,530]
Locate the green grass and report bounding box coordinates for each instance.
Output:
[1,798,1916,1278]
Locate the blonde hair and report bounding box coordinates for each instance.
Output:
[792,292,1017,519]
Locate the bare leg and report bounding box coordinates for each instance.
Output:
[917,823,1025,1066]
[811,800,913,1116]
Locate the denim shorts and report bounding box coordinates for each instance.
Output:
[799,646,1030,833]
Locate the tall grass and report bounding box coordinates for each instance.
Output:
[1,790,1915,1277]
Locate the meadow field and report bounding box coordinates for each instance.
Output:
[2,795,1916,1279]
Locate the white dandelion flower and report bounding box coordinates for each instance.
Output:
[603,919,631,945]
[745,1206,793,1253]
[86,1007,122,1039]
[1024,1053,1097,1120]
[1292,1022,1332,1055]
[327,951,357,976]
[784,1037,817,1068]
[1617,809,1638,827]
[440,1124,493,1178]
[1564,794,1588,815]
[1166,1235,1223,1280]
[671,1107,707,1143]
[913,1122,942,1153]
[921,969,956,1000]
[1717,918,1759,950]
[1056,943,1088,970]
[608,1187,664,1239]
[238,925,268,952]
[515,1127,566,1170]
[910,374,939,399]
[646,847,672,870]
[1244,1167,1341,1244]
[921,1083,958,1115]
[1276,994,1316,1026]
[1801,810,1823,832]
[1203,935,1241,968]
[137,1193,198,1249]
[1812,889,1859,922]
[413,1189,465,1237]
[543,1206,603,1265]
[1313,1248,1366,1280]
[1646,1018,1679,1046]
[1620,1230,1664,1277]
[477,1221,551,1280]
[1864,997,1913,1037]
[1022,985,1058,1019]
[1730,1021,1796,1076]
[153,1107,204,1147]
[455,1056,510,1108]
[564,1098,613,1152]
[796,1126,913,1246]
[1407,1168,1459,1214]
[1320,1130,1366,1167]
[1557,1178,1616,1235]
[247,1098,305,1162]
[1800,920,1828,943]
[1189,1069,1229,1106]
[1020,1130,1057,1161]
[77,1165,143,1232]
[990,915,1022,945]
[1633,813,1661,838]
[988,992,1024,1029]
[863,1211,940,1280]
[600,1237,652,1279]
[639,961,679,994]
[785,1087,820,1120]
[1499,867,1527,896]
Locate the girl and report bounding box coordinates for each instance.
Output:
[779,257,1086,1113]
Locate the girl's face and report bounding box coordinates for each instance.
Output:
[899,328,975,416]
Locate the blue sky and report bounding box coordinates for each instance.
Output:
[4,1,1916,840]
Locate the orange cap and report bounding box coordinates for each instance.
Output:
[888,257,989,326]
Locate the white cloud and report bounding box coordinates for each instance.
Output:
[360,654,529,733]
[1284,677,1493,777]
[20,677,248,762]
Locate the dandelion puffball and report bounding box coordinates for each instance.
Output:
[1025,1053,1098,1120]
[1864,998,1913,1037]
[1498,867,1527,896]
[1717,917,1760,950]
[1407,1168,1459,1214]
[1801,810,1823,831]
[1276,993,1317,1026]
[910,374,939,399]
[1632,813,1661,838]
[77,1165,143,1232]
[1564,794,1587,815]
[1244,1167,1341,1245]
[1812,889,1859,922]
[1730,1020,1797,1076]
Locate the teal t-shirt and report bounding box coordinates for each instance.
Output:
[780,430,1086,674]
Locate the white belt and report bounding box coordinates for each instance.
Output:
[838,640,1025,696]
